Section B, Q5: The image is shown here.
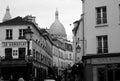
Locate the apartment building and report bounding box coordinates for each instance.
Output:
[82,0,120,81]
[0,7,53,81]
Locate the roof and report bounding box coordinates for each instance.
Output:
[40,28,54,45]
[72,19,82,35]
[0,16,34,26]
[50,19,66,35]
[0,16,44,40]
[49,10,66,39]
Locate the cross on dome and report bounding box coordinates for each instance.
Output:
[55,8,59,20]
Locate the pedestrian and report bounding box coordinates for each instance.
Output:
[18,77,24,81]
[10,75,13,81]
[0,76,4,81]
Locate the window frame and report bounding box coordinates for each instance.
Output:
[96,35,108,54]
[18,48,26,59]
[12,48,18,59]
[6,29,13,40]
[96,6,107,25]
[19,29,25,39]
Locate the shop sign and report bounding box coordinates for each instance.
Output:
[2,41,27,47]
[91,57,120,64]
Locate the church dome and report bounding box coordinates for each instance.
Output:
[49,9,66,39]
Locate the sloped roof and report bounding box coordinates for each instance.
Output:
[0,16,34,26]
[72,19,81,35]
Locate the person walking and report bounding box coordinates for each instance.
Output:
[18,77,24,81]
[0,76,4,81]
[10,75,14,81]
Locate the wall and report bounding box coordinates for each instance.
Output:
[83,0,120,54]
[0,25,27,57]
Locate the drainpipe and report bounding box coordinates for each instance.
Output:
[82,0,85,57]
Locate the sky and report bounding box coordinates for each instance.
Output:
[0,0,82,41]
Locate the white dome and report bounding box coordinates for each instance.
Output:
[49,9,66,39]
[50,19,66,35]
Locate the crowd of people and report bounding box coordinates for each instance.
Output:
[0,76,25,81]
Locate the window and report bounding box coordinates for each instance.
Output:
[12,48,18,59]
[69,54,72,60]
[97,35,108,54]
[96,6,107,24]
[18,48,25,59]
[5,48,12,59]
[98,67,106,81]
[6,29,12,39]
[19,29,25,39]
[33,49,36,59]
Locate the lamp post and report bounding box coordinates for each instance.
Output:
[75,45,81,63]
[76,45,81,53]
[25,26,33,56]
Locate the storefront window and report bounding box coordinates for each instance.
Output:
[97,67,106,81]
[97,64,120,81]
[108,69,113,81]
[107,64,120,81]
[115,69,120,81]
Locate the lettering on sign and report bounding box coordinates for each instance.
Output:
[2,42,27,47]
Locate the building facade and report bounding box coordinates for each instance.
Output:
[52,38,73,76]
[81,0,120,81]
[65,41,73,67]
[72,18,84,63]
[0,7,53,81]
[49,9,74,78]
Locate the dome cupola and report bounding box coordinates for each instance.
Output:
[49,9,67,39]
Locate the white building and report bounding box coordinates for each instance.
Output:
[72,18,84,63]
[65,41,73,67]
[81,0,120,81]
[0,7,53,81]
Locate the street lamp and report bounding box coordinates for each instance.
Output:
[25,26,33,56]
[76,45,81,53]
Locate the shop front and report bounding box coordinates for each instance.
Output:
[0,59,32,81]
[33,61,48,81]
[83,53,120,81]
